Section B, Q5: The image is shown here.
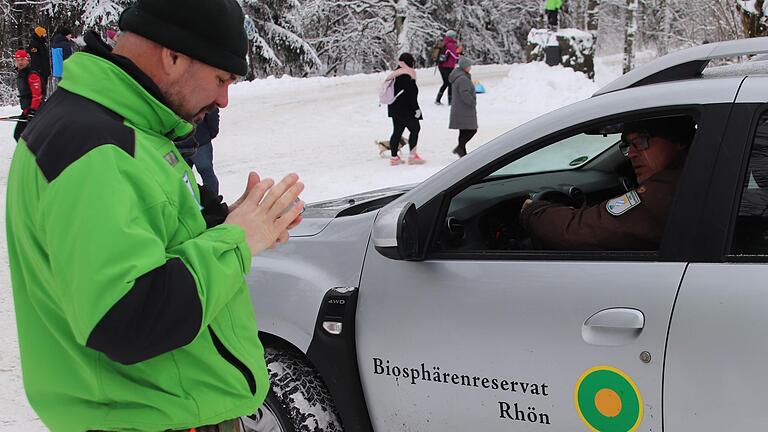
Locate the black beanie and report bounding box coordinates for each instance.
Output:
[119,0,249,76]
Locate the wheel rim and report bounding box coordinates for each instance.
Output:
[241,403,289,432]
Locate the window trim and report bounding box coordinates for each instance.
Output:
[423,106,705,263]
[724,106,768,262]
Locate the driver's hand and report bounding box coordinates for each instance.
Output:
[522,199,534,212]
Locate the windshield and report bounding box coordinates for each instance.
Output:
[489,133,620,177]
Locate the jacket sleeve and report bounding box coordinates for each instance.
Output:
[27,72,43,110]
[520,200,660,251]
[41,146,250,364]
[446,42,459,60]
[406,78,421,115]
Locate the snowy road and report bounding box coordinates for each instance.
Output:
[0,62,606,431]
[214,64,517,204]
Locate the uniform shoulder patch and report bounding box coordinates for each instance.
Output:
[606,190,642,216]
[163,151,178,167]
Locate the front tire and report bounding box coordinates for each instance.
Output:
[247,346,342,432]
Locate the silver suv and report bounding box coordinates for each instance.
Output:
[245,38,768,432]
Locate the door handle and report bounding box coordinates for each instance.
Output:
[585,308,645,329]
[582,308,645,346]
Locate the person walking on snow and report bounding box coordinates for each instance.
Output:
[449,57,478,158]
[387,52,426,165]
[12,49,43,142]
[178,106,222,195]
[545,0,562,30]
[28,26,51,97]
[51,27,74,86]
[435,30,460,105]
[5,0,304,430]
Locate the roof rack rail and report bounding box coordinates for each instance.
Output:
[593,37,768,97]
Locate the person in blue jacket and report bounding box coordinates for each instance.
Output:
[51,27,74,89]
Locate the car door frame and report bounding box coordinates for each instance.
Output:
[701,101,768,262]
[663,95,768,430]
[415,103,736,263]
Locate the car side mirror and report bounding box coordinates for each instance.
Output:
[372,201,420,260]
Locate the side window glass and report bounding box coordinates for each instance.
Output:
[731,113,768,255]
[433,115,697,255]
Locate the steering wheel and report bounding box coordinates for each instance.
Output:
[530,187,585,208]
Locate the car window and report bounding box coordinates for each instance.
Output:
[730,113,768,255]
[431,114,697,257]
[489,133,619,177]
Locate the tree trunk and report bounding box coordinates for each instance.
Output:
[586,0,600,48]
[395,0,407,53]
[741,0,767,37]
[623,0,638,74]
[657,0,672,55]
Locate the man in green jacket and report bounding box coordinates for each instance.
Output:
[5,0,304,431]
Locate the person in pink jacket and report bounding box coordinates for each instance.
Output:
[435,30,460,105]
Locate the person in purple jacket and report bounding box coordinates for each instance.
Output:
[435,30,460,105]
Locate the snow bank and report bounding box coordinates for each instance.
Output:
[484,62,599,125]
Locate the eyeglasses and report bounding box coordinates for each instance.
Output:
[619,135,651,157]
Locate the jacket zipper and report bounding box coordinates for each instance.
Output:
[208,326,257,395]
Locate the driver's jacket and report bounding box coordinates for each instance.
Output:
[6,35,268,431]
[520,166,681,251]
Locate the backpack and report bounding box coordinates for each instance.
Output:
[431,40,446,64]
[378,78,404,105]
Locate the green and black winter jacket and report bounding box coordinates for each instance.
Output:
[6,35,269,431]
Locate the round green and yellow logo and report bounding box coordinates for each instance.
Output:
[574,366,643,432]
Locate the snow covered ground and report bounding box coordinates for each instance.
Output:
[0,57,623,430]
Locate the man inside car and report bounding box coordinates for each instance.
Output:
[520,116,696,250]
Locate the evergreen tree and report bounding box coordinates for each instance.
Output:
[0,0,762,103]
[242,0,321,78]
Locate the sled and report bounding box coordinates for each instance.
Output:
[474,81,486,94]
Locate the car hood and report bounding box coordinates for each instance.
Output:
[291,184,415,237]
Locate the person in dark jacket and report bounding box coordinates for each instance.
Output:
[13,49,43,142]
[28,26,50,97]
[520,116,696,251]
[435,30,460,105]
[387,52,425,165]
[51,27,74,89]
[449,57,477,158]
[178,107,221,194]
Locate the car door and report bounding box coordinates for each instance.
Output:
[355,107,729,431]
[665,93,768,430]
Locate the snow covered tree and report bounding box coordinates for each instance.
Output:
[241,0,322,78]
[586,0,600,46]
[430,0,540,65]
[738,0,767,37]
[394,0,441,58]
[298,0,443,74]
[0,0,764,104]
[298,0,396,74]
[81,0,129,30]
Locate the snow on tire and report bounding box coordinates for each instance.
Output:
[264,346,343,432]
